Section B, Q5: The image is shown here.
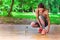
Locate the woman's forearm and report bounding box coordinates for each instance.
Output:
[48,21,50,31]
[36,17,41,26]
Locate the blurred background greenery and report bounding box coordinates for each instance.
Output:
[0,0,60,24]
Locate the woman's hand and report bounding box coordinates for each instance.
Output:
[46,29,49,33]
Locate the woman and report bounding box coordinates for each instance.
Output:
[31,3,50,35]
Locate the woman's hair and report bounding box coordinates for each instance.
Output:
[38,3,45,8]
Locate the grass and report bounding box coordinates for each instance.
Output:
[0,12,60,24]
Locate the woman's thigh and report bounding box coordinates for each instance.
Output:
[31,22,40,28]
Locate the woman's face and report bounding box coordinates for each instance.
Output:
[38,8,44,13]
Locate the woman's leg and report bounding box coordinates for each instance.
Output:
[30,22,39,28]
[39,16,48,34]
[39,16,45,29]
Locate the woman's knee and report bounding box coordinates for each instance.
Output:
[30,22,35,27]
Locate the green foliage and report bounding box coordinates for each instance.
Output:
[0,0,11,12]
[0,0,60,13]
[11,12,60,24]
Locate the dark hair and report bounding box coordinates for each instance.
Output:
[38,3,45,8]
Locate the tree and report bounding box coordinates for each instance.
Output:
[8,0,14,16]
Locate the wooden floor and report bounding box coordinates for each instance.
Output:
[0,24,60,40]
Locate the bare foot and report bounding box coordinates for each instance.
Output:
[41,29,47,35]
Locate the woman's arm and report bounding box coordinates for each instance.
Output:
[35,9,41,26]
[46,10,50,33]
